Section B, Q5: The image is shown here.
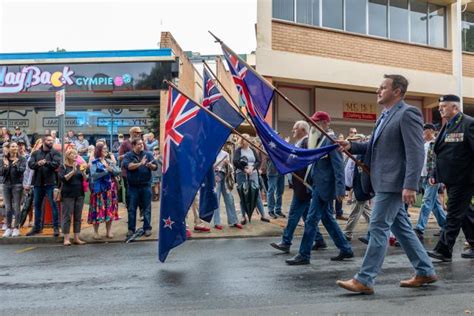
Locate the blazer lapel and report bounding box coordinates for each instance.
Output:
[373,102,403,144]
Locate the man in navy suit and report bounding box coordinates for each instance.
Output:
[286,111,354,265]
[336,74,436,295]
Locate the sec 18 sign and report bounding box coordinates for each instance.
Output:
[55,89,65,116]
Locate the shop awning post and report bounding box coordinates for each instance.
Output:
[55,89,66,156]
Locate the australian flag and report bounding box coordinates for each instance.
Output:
[222,45,338,175]
[159,82,243,263]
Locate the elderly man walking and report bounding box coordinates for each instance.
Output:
[427,95,474,261]
[337,74,436,295]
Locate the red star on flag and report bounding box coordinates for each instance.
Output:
[162,216,175,229]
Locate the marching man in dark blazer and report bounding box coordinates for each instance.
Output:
[336,74,436,294]
[428,94,474,261]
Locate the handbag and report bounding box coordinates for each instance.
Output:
[82,179,89,193]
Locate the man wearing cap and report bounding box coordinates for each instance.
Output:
[413,123,446,241]
[286,111,354,265]
[337,74,436,294]
[11,126,30,150]
[428,94,474,261]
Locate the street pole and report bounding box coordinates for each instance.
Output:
[455,0,463,111]
[60,114,65,157]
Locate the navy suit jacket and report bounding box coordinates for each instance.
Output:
[310,136,345,201]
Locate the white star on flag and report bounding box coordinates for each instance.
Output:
[269,141,277,149]
[162,216,175,229]
[288,154,297,160]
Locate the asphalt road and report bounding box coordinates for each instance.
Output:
[0,235,472,315]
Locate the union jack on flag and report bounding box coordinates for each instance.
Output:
[162,87,199,174]
[222,46,274,119]
[202,68,222,108]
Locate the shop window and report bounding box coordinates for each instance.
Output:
[390,0,409,41]
[410,0,428,44]
[346,0,367,34]
[322,0,343,30]
[369,0,388,38]
[273,0,295,22]
[428,4,445,47]
[462,11,474,52]
[276,86,312,139]
[297,0,320,26]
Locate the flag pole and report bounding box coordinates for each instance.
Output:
[164,79,312,190]
[209,31,369,175]
[202,60,255,129]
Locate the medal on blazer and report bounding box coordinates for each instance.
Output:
[444,132,464,142]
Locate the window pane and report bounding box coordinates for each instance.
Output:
[297,0,320,26]
[389,0,409,41]
[428,4,445,47]
[346,0,367,34]
[322,0,343,30]
[410,0,428,44]
[369,0,387,37]
[462,12,474,52]
[273,0,294,21]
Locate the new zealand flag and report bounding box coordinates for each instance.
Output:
[159,83,243,262]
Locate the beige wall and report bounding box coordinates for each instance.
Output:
[256,0,474,101]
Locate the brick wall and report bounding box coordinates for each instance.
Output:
[463,53,474,78]
[160,32,196,99]
[272,20,453,75]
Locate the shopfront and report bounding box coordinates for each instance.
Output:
[0,49,178,148]
[274,83,423,138]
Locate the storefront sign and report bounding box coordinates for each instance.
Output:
[55,89,65,116]
[43,117,84,128]
[0,119,29,128]
[343,101,377,121]
[0,65,132,94]
[97,117,153,127]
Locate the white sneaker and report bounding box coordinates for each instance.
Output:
[1,223,7,230]
[2,228,12,237]
[11,228,20,237]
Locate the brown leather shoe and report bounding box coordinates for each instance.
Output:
[336,279,374,295]
[400,275,438,288]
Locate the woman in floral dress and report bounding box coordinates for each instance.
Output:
[88,142,120,239]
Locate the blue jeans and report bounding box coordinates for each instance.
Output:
[281,195,324,245]
[299,189,352,260]
[355,192,435,287]
[267,174,285,214]
[330,199,344,217]
[214,172,238,226]
[128,185,152,232]
[416,183,446,233]
[33,185,59,229]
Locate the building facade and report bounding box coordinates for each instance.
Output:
[257,0,474,137]
[0,49,178,148]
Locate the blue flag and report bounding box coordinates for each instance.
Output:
[222,46,338,174]
[159,84,243,263]
[198,68,242,222]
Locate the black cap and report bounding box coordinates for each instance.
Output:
[423,123,436,131]
[439,94,460,103]
[15,126,20,130]
[17,139,26,144]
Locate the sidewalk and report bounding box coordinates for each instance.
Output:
[0,190,435,245]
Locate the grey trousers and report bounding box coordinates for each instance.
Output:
[344,200,371,237]
[61,196,85,234]
[3,184,23,229]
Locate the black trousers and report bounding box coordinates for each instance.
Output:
[435,184,474,256]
